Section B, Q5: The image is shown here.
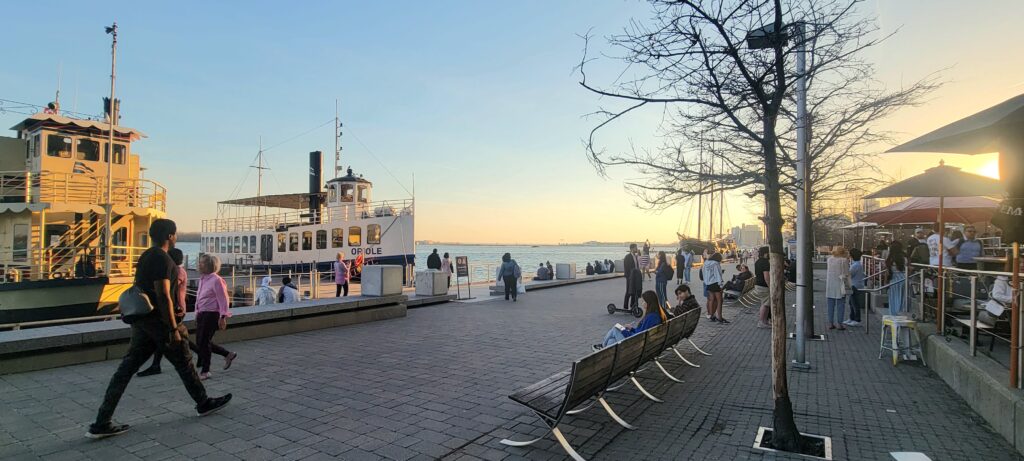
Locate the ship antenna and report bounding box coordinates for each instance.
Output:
[252,137,269,218]
[335,99,342,178]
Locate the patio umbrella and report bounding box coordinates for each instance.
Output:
[860,196,999,226]
[840,221,876,249]
[865,163,1003,333]
[886,94,1021,387]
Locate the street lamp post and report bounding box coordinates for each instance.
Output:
[748,21,812,368]
[103,22,117,277]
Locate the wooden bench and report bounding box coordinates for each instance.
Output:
[500,308,706,460]
[725,277,755,304]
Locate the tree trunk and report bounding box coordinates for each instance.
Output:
[764,115,803,452]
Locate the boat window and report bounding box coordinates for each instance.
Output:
[328,185,337,203]
[340,184,354,202]
[332,228,344,248]
[234,236,241,253]
[215,237,220,253]
[302,231,312,251]
[316,230,327,249]
[104,143,127,165]
[289,233,299,252]
[241,236,249,253]
[367,224,381,244]
[357,185,369,203]
[348,226,361,247]
[47,134,72,158]
[278,233,286,252]
[13,224,28,262]
[76,138,101,161]
[32,134,41,157]
[250,236,257,253]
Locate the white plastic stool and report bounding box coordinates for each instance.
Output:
[879,315,925,366]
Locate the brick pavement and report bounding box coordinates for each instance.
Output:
[0,270,1019,460]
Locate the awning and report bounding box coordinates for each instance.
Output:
[218,192,321,209]
[10,113,146,140]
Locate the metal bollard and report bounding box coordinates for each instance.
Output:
[969,276,977,356]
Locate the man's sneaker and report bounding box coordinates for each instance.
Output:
[86,422,129,439]
[592,344,604,352]
[706,314,712,320]
[847,320,861,327]
[718,318,730,324]
[196,394,232,417]
[136,367,161,377]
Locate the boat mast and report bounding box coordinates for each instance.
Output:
[335,99,342,178]
[708,155,714,241]
[103,22,117,277]
[719,156,724,240]
[252,137,268,220]
[696,134,703,242]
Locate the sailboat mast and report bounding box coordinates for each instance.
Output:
[719,157,724,239]
[696,135,703,242]
[708,159,714,241]
[334,99,341,178]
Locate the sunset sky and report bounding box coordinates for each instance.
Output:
[1,0,1019,244]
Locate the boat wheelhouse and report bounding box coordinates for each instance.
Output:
[201,152,415,279]
[0,111,166,322]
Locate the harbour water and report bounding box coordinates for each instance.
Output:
[177,241,681,278]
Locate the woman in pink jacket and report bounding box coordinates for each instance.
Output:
[334,252,350,297]
[195,254,236,380]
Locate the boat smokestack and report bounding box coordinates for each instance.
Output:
[309,151,322,223]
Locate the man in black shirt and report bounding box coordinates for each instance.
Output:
[427,248,442,270]
[622,244,642,309]
[87,219,231,439]
[753,246,772,328]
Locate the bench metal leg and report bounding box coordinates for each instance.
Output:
[670,346,701,368]
[598,397,637,430]
[500,434,547,447]
[606,379,628,392]
[551,427,587,461]
[654,358,684,383]
[629,376,664,403]
[566,400,596,415]
[688,338,712,356]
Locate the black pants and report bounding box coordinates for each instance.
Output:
[850,286,867,322]
[503,275,517,300]
[147,339,200,369]
[195,311,231,374]
[95,316,207,425]
[336,283,349,297]
[624,280,640,309]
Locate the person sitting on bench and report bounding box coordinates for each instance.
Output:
[585,262,595,276]
[594,290,666,350]
[670,284,700,317]
[981,275,1013,325]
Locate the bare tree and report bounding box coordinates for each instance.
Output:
[577,0,934,451]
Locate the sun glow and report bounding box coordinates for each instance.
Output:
[978,158,1001,179]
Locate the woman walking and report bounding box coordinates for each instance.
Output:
[654,251,673,308]
[702,253,727,323]
[885,241,908,316]
[825,247,851,330]
[334,252,350,297]
[195,254,236,380]
[497,253,521,302]
[640,240,652,279]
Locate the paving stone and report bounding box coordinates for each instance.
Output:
[0,274,1019,461]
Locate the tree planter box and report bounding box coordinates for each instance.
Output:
[415,270,448,296]
[555,263,576,280]
[753,426,832,460]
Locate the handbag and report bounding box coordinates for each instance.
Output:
[119,285,154,322]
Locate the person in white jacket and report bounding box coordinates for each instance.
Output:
[825,247,852,330]
[981,275,1013,325]
[254,276,276,306]
[277,276,301,304]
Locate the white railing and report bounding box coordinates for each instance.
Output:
[202,199,414,233]
[0,170,166,211]
[2,244,147,282]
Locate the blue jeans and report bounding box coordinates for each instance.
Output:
[684,268,691,283]
[888,271,906,315]
[655,280,668,308]
[827,297,846,325]
[603,328,627,347]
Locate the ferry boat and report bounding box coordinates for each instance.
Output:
[200,150,416,280]
[0,108,165,323]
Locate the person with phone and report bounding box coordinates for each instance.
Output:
[594,290,666,350]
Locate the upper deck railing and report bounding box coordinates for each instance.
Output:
[202,198,414,233]
[0,171,166,212]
